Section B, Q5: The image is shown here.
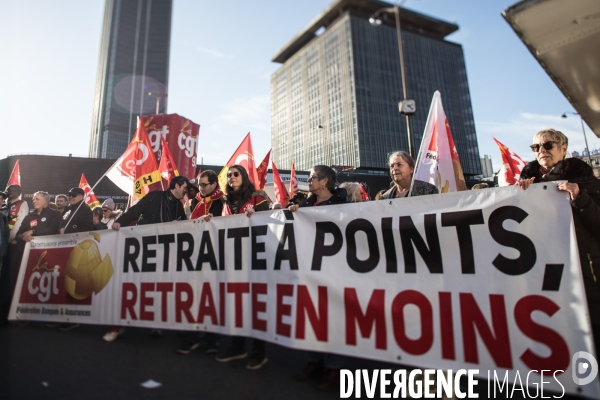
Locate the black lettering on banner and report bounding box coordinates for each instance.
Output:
[311,222,343,270]
[542,264,564,291]
[441,210,484,274]
[124,237,140,272]
[251,225,268,270]
[381,217,398,273]
[346,219,380,273]
[158,234,175,272]
[218,229,225,271]
[274,223,299,270]
[196,231,217,271]
[400,214,443,273]
[141,235,157,272]
[177,233,195,271]
[488,206,537,275]
[227,227,250,270]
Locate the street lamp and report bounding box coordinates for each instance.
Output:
[148,91,168,114]
[561,111,593,166]
[369,2,416,158]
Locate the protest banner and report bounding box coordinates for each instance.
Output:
[8,185,599,398]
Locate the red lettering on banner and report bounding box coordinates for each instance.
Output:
[460,293,512,369]
[344,288,387,350]
[227,283,250,328]
[156,282,173,322]
[219,282,225,326]
[252,283,268,332]
[140,282,155,321]
[196,282,218,325]
[276,284,294,337]
[121,283,138,320]
[391,290,434,355]
[515,295,569,372]
[439,292,455,360]
[175,282,195,323]
[295,285,328,341]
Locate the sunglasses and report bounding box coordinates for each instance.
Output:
[530,141,555,152]
[307,175,321,182]
[68,194,79,198]
[102,209,110,212]
[227,172,240,178]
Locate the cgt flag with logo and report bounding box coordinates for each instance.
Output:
[79,173,101,209]
[8,185,600,398]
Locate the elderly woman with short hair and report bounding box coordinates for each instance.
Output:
[517,128,600,351]
[379,151,438,199]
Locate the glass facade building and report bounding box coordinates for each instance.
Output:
[89,0,172,159]
[271,1,481,177]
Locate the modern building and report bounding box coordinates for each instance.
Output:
[480,155,494,177]
[89,0,173,159]
[270,0,481,177]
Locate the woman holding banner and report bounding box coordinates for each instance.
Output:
[289,165,347,390]
[379,151,438,199]
[213,165,270,370]
[517,128,600,350]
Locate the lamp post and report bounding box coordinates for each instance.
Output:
[148,91,168,114]
[561,111,593,166]
[369,2,415,158]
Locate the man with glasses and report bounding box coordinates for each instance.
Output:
[60,187,94,234]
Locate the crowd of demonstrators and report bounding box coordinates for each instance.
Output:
[517,128,600,353]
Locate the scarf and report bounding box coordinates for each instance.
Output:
[190,186,223,220]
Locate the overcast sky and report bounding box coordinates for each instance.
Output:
[3,0,598,171]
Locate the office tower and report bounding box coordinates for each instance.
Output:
[89,0,172,159]
[480,155,494,177]
[271,0,481,177]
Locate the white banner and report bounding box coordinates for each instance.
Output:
[8,184,599,398]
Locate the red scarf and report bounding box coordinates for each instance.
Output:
[190,186,223,219]
[222,194,267,216]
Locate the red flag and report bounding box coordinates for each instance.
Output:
[6,159,21,188]
[105,117,161,205]
[217,133,259,191]
[79,173,102,209]
[289,160,298,197]
[271,160,290,206]
[158,135,180,185]
[256,150,271,190]
[493,137,527,186]
[196,169,202,179]
[359,183,370,201]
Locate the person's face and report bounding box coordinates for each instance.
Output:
[227,168,243,191]
[187,186,198,199]
[389,155,414,186]
[199,177,217,197]
[32,194,48,211]
[0,197,4,206]
[7,187,19,200]
[172,183,188,200]
[55,197,67,209]
[532,135,567,169]
[102,207,111,218]
[68,193,83,205]
[307,169,327,194]
[93,214,100,225]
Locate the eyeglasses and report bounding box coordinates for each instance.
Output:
[227,172,240,178]
[307,175,321,182]
[198,182,211,188]
[530,141,556,152]
[68,194,78,198]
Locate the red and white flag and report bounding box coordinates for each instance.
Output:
[217,133,259,191]
[158,135,179,185]
[6,159,21,188]
[256,150,271,190]
[289,160,298,197]
[493,137,527,186]
[271,160,290,206]
[413,91,467,193]
[105,117,162,205]
[79,173,101,209]
[360,183,370,201]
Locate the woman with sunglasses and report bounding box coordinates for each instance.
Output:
[517,128,600,351]
[289,165,346,390]
[214,164,270,370]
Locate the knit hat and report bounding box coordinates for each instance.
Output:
[102,198,115,211]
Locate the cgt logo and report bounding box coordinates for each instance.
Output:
[572,351,598,386]
[20,233,114,305]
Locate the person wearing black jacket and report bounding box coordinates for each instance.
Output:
[111,176,189,230]
[16,191,62,241]
[60,187,94,234]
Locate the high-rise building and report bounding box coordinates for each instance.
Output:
[271,0,481,177]
[89,0,172,159]
[480,155,494,177]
